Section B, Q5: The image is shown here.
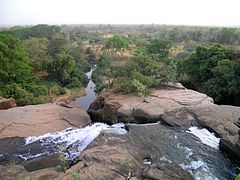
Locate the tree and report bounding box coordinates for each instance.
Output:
[183,44,240,105]
[104,35,129,59]
[0,33,33,85]
[146,39,172,59]
[48,35,70,56]
[23,37,49,73]
[45,51,76,86]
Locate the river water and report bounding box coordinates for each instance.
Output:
[75,68,96,110]
[0,123,237,179]
[0,68,238,179]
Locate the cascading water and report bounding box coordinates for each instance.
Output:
[0,122,238,179]
[126,123,238,180]
[0,68,238,180]
[18,123,126,161]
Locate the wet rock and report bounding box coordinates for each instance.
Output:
[219,135,240,162]
[0,103,91,137]
[162,104,240,160]
[23,156,62,172]
[0,97,16,110]
[187,105,240,138]
[142,162,193,180]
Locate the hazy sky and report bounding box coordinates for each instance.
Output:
[0,0,239,26]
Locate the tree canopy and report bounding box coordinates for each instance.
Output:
[183,44,240,105]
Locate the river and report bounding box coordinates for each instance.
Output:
[75,68,96,110]
[0,69,238,179]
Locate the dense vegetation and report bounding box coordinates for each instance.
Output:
[0,25,90,105]
[1,24,240,106]
[181,44,240,105]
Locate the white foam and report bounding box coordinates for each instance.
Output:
[187,127,220,150]
[24,123,127,160]
[181,160,219,180]
[160,156,173,163]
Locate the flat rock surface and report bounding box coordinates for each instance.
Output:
[88,88,214,124]
[0,103,91,137]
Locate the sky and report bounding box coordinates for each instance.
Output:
[0,0,240,26]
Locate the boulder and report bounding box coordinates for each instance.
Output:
[88,88,214,124]
[0,103,91,137]
[0,97,16,110]
[161,104,240,160]
[142,162,193,180]
[161,107,198,128]
[88,87,240,161]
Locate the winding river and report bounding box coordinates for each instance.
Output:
[75,68,96,110]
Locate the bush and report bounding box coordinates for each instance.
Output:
[49,84,66,95]
[25,83,49,96]
[66,78,83,89]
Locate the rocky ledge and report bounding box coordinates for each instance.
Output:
[0,124,194,180]
[88,87,214,124]
[0,102,91,137]
[0,97,16,110]
[88,87,240,161]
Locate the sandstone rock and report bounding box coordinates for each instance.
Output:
[187,105,240,138]
[88,88,214,124]
[161,108,197,128]
[23,156,62,172]
[219,135,240,161]
[235,117,240,128]
[0,97,16,110]
[142,162,193,180]
[0,103,91,137]
[0,165,28,180]
[0,165,59,180]
[161,104,240,160]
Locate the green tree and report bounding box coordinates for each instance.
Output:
[23,37,49,73]
[183,44,240,105]
[48,35,70,56]
[0,33,33,85]
[104,35,129,59]
[146,39,172,59]
[45,51,75,86]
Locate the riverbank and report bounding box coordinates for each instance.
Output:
[54,88,86,103]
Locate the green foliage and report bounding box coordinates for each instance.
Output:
[146,39,172,59]
[72,172,83,180]
[25,176,35,180]
[131,79,148,100]
[48,84,66,95]
[12,24,61,40]
[57,154,68,172]
[1,83,51,106]
[48,36,70,56]
[104,35,129,54]
[183,44,240,105]
[0,32,33,84]
[23,37,49,72]
[236,168,240,180]
[85,47,96,63]
[44,51,75,85]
